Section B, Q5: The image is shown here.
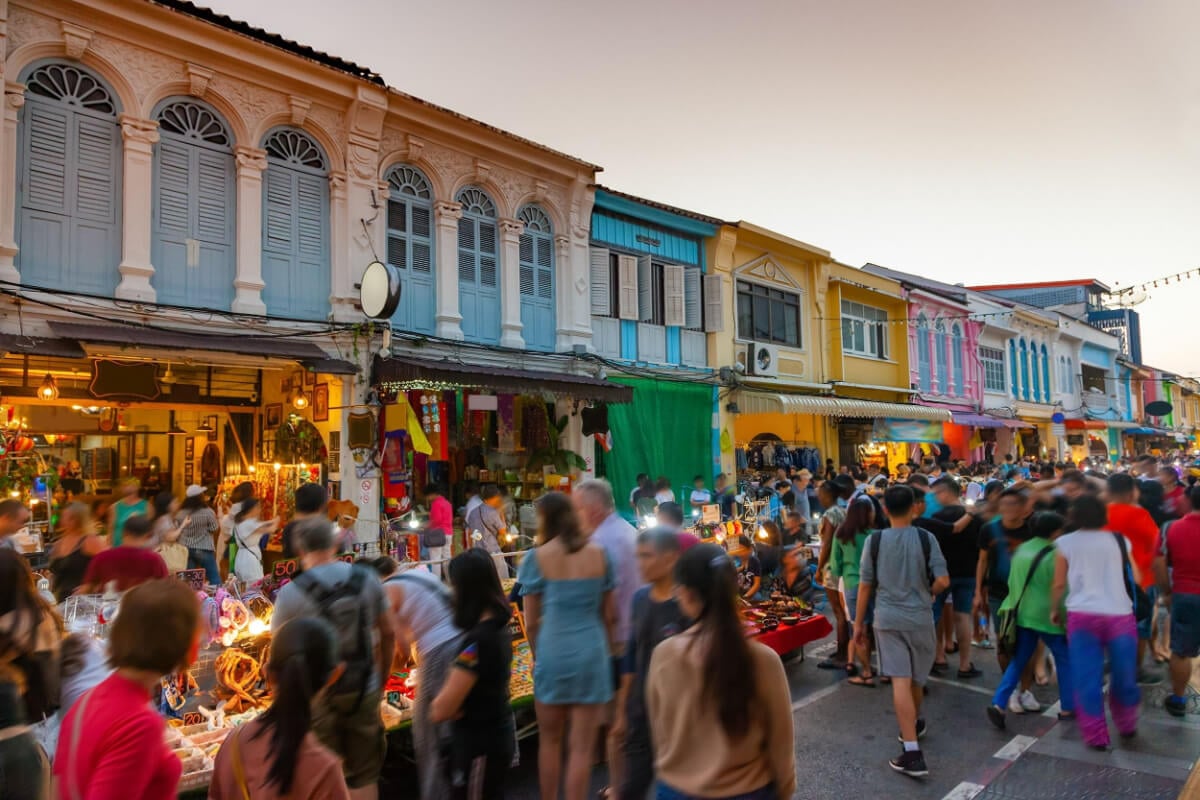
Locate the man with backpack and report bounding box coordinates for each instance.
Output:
[272,517,395,799]
[854,485,949,779]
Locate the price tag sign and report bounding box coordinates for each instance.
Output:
[337,553,355,564]
[175,569,206,591]
[273,559,299,578]
[507,603,528,646]
[701,504,720,524]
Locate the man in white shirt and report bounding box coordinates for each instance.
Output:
[574,478,639,796]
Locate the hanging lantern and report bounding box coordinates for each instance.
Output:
[37,373,59,402]
[11,436,35,453]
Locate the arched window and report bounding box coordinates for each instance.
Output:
[1030,340,1041,401]
[17,62,122,294]
[916,314,931,392]
[151,99,235,310]
[261,127,329,320]
[1019,339,1031,400]
[951,324,964,396]
[935,319,949,394]
[1040,345,1051,402]
[455,187,500,344]
[517,205,555,352]
[384,164,435,335]
[1009,340,1019,397]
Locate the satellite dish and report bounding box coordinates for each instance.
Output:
[1145,400,1172,417]
[358,261,401,319]
[1121,291,1148,307]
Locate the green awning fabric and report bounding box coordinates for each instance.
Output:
[599,376,714,517]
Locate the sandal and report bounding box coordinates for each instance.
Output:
[847,674,876,687]
[945,643,959,655]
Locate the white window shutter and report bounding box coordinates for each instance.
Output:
[703,273,724,332]
[684,267,702,329]
[637,255,653,322]
[617,254,639,321]
[663,263,685,327]
[589,247,610,316]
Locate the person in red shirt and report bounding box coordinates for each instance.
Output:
[1160,467,1187,520]
[1106,473,1166,684]
[1157,485,1200,716]
[78,514,168,594]
[54,578,201,800]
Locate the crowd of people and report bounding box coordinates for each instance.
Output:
[0,448,1196,798]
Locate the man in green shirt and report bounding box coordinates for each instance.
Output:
[985,512,1074,730]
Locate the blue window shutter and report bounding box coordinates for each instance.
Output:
[261,162,328,320]
[294,173,330,318]
[23,103,69,213]
[264,168,293,251]
[73,116,118,225]
[156,140,191,234]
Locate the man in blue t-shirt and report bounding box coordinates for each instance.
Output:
[972,488,1032,670]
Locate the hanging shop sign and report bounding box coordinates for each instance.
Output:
[872,418,944,443]
[1145,400,1173,418]
[358,260,402,319]
[90,359,161,401]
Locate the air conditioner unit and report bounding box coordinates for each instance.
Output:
[747,343,780,378]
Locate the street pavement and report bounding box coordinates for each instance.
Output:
[382,619,1200,799]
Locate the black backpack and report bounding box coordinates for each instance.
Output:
[295,565,374,709]
[869,527,934,587]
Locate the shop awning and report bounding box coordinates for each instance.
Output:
[1001,418,1034,429]
[372,356,634,404]
[736,392,951,421]
[0,333,87,359]
[46,321,357,373]
[1065,419,1107,430]
[949,411,1008,429]
[1104,421,1141,430]
[1127,427,1168,436]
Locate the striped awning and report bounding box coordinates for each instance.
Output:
[736,392,952,421]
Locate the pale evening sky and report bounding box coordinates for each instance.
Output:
[203,0,1200,377]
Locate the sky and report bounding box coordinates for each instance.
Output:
[204,0,1200,377]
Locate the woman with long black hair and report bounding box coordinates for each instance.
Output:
[210,616,349,799]
[832,496,878,686]
[432,549,515,799]
[645,543,795,800]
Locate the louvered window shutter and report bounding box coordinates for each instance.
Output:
[684,268,702,330]
[24,104,69,213]
[457,218,476,284]
[589,247,610,316]
[74,116,118,224]
[264,168,294,251]
[663,264,685,327]
[479,220,498,288]
[617,255,639,321]
[156,139,191,235]
[519,231,535,296]
[295,175,325,259]
[703,274,724,332]
[196,150,230,243]
[637,255,653,322]
[536,236,553,299]
[411,206,432,273]
[387,198,407,269]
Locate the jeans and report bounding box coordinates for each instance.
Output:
[656,784,776,800]
[1068,611,1140,746]
[186,547,221,586]
[991,627,1073,713]
[621,725,654,800]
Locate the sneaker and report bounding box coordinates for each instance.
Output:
[974,638,994,650]
[1008,692,1026,714]
[987,704,1006,730]
[889,749,929,778]
[896,719,927,743]
[1138,668,1164,686]
[1165,695,1188,718]
[1019,690,1041,712]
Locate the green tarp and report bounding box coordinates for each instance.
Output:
[599,377,713,517]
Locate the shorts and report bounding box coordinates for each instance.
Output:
[932,590,950,624]
[312,688,386,788]
[987,595,1013,657]
[1171,593,1200,659]
[875,627,936,687]
[950,578,976,614]
[843,584,874,626]
[1137,585,1159,640]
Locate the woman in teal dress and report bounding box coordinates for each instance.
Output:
[518,492,615,800]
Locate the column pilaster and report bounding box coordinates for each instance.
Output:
[114,115,159,302]
[498,217,525,349]
[433,201,464,340]
[231,145,267,314]
[0,83,23,284]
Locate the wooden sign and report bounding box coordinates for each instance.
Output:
[507,603,527,647]
[701,504,720,524]
[90,359,161,401]
[176,569,206,591]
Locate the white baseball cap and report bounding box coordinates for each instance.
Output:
[185,484,206,498]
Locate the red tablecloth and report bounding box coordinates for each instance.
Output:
[752,615,833,656]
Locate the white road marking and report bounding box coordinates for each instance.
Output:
[790,681,843,712]
[1042,700,1062,717]
[926,675,995,697]
[994,734,1038,761]
[941,782,985,800]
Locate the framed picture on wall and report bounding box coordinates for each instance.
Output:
[305,370,316,387]
[184,437,195,461]
[184,463,194,484]
[135,433,148,460]
[205,415,219,442]
[313,383,329,422]
[265,404,282,430]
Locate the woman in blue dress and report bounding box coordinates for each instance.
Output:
[518,491,615,800]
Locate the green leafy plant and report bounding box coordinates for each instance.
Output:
[525,415,587,475]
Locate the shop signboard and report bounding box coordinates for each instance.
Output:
[701,504,720,524]
[176,569,207,591]
[872,418,943,443]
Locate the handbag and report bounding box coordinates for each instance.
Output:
[1113,534,1153,622]
[422,527,448,548]
[995,545,1054,652]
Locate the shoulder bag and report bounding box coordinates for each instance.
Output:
[994,545,1053,652]
[1113,534,1153,622]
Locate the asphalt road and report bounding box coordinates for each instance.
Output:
[382,620,1200,799]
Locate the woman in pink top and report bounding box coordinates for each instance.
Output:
[210,617,349,800]
[424,483,454,578]
[55,578,201,800]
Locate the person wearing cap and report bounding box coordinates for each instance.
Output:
[179,485,220,584]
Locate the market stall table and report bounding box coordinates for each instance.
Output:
[752,614,832,658]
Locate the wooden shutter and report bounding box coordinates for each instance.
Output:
[536,235,553,300]
[263,168,294,253]
[684,267,702,329]
[387,198,407,269]
[637,255,653,322]
[196,150,231,244]
[703,273,724,332]
[663,263,685,327]
[155,139,191,235]
[457,217,476,284]
[519,231,535,296]
[589,247,610,316]
[617,254,638,321]
[23,103,69,213]
[74,116,118,224]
